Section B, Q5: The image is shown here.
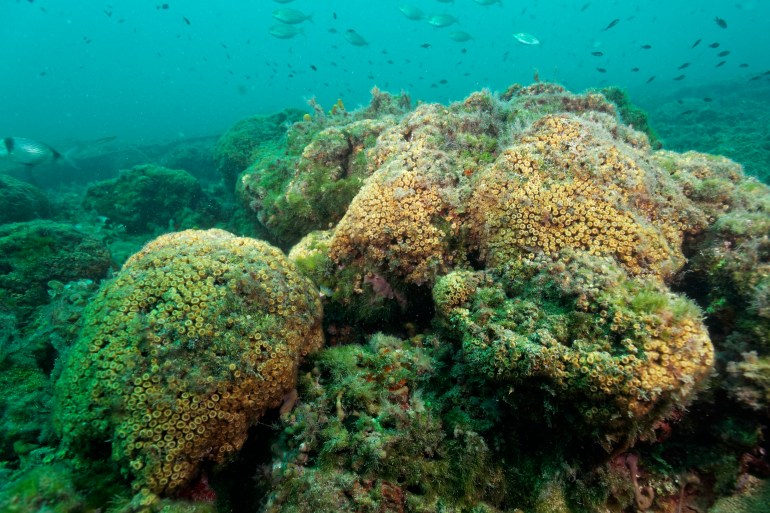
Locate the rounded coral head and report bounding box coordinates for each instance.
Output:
[55,229,323,495]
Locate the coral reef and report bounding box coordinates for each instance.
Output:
[0,174,51,224]
[54,229,323,495]
[82,164,209,235]
[3,81,770,512]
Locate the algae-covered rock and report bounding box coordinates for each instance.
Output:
[0,174,51,224]
[598,86,662,149]
[0,220,111,324]
[82,164,206,234]
[240,118,392,247]
[236,91,411,248]
[265,334,508,513]
[214,109,305,190]
[0,364,51,464]
[54,229,324,495]
[0,464,86,513]
[709,478,770,513]
[665,150,770,357]
[434,251,714,450]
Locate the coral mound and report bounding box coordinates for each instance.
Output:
[0,220,111,324]
[0,174,50,224]
[467,114,706,280]
[54,229,323,495]
[82,164,205,234]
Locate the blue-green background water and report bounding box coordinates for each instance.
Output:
[3,0,769,149]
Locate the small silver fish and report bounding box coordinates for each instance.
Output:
[272,8,312,24]
[449,30,473,42]
[427,13,458,28]
[344,29,368,46]
[0,137,74,167]
[513,32,540,45]
[398,4,424,21]
[269,24,303,39]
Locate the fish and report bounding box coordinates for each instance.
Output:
[427,14,458,27]
[631,67,640,72]
[399,5,424,20]
[591,51,604,56]
[709,42,720,48]
[717,50,730,57]
[344,29,368,46]
[272,0,295,3]
[420,43,432,48]
[703,97,712,102]
[602,18,620,31]
[673,74,686,80]
[646,75,656,83]
[739,63,749,68]
[473,0,502,5]
[715,61,726,68]
[182,16,190,25]
[269,24,303,39]
[513,32,540,45]
[0,137,78,168]
[678,62,691,69]
[596,67,607,73]
[714,16,727,29]
[691,39,701,48]
[581,3,591,11]
[640,44,652,49]
[448,30,473,42]
[272,8,312,24]
[681,110,695,115]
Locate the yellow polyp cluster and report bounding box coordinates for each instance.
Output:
[468,114,705,281]
[623,317,714,418]
[432,270,492,313]
[54,229,323,495]
[330,167,457,285]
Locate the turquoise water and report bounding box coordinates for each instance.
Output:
[3,0,769,145]
[3,2,770,511]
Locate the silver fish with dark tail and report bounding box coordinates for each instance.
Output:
[1,137,64,167]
